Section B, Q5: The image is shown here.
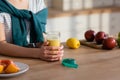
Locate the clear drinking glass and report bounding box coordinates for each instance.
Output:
[46,31,61,47]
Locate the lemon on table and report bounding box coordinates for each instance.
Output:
[66,38,80,49]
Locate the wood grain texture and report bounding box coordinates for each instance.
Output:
[80,40,102,49]
[1,44,120,80]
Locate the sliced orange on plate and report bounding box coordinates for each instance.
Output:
[0,60,20,74]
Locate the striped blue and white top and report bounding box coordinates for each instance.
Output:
[0,0,46,43]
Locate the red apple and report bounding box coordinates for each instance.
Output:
[102,37,117,50]
[95,31,107,44]
[84,30,95,42]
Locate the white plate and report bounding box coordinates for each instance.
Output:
[0,62,29,77]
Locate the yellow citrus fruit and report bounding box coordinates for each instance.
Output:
[4,63,20,73]
[66,38,80,49]
[0,65,4,73]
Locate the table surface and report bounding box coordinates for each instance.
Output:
[1,45,120,80]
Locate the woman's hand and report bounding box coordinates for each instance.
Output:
[38,42,64,62]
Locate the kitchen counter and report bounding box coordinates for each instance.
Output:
[1,44,120,80]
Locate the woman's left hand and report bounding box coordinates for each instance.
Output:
[38,42,64,62]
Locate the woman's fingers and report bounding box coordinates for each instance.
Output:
[45,57,59,62]
[40,43,64,62]
[45,53,60,58]
[44,50,63,59]
[43,41,49,46]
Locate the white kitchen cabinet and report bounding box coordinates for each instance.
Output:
[71,0,84,10]
[46,0,120,42]
[52,0,83,11]
[102,0,114,7]
[84,0,114,9]
[84,0,93,9]
[47,16,87,41]
[100,13,110,34]
[109,12,120,35]
[47,11,120,42]
[46,0,120,10]
[115,0,120,6]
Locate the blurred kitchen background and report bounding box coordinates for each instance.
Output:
[45,0,120,42]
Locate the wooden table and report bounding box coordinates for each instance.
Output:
[1,45,120,80]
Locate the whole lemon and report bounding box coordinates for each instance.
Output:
[66,38,80,49]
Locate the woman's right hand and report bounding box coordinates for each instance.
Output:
[37,42,64,62]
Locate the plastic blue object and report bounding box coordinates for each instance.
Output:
[62,58,78,68]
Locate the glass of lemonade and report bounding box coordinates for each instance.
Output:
[46,31,60,47]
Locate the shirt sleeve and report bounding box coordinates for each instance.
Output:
[29,0,46,13]
[37,0,46,11]
[0,13,4,23]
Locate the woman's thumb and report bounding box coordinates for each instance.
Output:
[43,41,49,46]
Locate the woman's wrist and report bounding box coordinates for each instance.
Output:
[24,48,41,59]
[35,42,43,48]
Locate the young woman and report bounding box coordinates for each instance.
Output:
[0,0,64,61]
